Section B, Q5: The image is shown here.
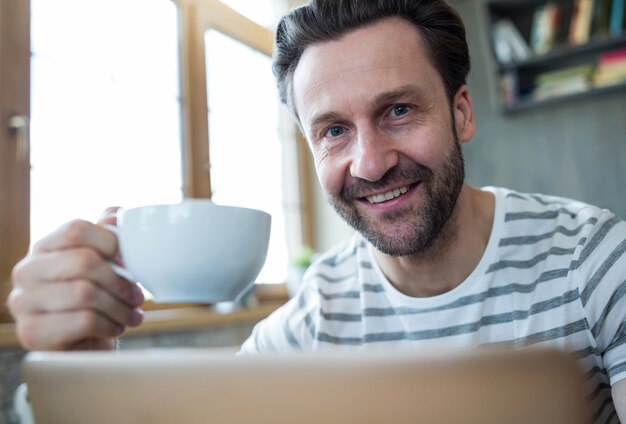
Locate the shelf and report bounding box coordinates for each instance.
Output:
[487,0,626,113]
[499,34,626,71]
[503,80,626,113]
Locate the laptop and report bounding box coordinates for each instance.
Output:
[21,346,590,424]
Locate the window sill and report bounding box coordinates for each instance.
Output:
[123,299,285,338]
[0,284,288,349]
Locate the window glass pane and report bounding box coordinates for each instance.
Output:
[30,0,183,245]
[206,30,288,284]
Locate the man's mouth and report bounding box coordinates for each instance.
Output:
[365,185,411,204]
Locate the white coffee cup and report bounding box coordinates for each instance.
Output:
[108,199,271,303]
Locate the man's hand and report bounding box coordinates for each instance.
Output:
[7,210,144,351]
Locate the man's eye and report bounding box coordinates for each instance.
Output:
[390,105,410,117]
[325,126,345,138]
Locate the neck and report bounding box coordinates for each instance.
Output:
[372,184,495,298]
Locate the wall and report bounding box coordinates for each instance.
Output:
[452,0,626,218]
[308,0,626,254]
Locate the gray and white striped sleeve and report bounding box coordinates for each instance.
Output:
[576,209,626,385]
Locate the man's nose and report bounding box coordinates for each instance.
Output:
[349,127,399,182]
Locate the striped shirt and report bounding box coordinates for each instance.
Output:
[241,187,626,423]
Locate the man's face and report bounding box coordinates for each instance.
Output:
[292,17,472,256]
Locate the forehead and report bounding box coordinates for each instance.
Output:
[292,17,444,125]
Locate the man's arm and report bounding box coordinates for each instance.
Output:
[612,379,626,421]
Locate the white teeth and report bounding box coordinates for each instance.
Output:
[366,186,409,204]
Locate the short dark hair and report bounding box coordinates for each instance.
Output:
[273,0,470,115]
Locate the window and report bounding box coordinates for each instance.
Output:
[0,0,311,321]
[206,30,292,283]
[182,0,308,285]
[30,0,183,242]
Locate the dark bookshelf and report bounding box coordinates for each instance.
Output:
[487,0,626,113]
[499,33,626,71]
[503,79,626,113]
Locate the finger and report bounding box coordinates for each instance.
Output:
[8,281,144,328]
[96,207,124,264]
[31,219,118,259]
[98,206,121,226]
[15,310,125,351]
[11,248,144,307]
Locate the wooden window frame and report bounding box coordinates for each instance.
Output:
[0,0,30,321]
[0,0,312,321]
[177,0,314,286]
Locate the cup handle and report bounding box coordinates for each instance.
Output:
[105,224,137,282]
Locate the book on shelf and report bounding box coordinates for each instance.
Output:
[536,64,594,84]
[493,27,514,64]
[593,47,626,86]
[499,71,519,106]
[569,0,596,45]
[592,0,613,37]
[598,46,626,64]
[534,78,590,100]
[533,64,593,101]
[492,19,532,64]
[593,65,626,85]
[531,2,562,54]
[609,0,625,36]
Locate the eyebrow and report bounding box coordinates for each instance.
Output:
[309,111,344,132]
[373,84,426,106]
[308,84,426,131]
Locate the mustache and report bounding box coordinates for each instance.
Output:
[340,164,433,201]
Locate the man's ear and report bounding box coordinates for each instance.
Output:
[453,85,475,144]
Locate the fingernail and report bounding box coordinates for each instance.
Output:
[130,308,144,326]
[115,325,125,336]
[132,285,145,306]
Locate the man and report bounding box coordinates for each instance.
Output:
[8,0,626,422]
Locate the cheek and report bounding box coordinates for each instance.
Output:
[399,139,440,170]
[314,151,345,196]
[402,126,455,169]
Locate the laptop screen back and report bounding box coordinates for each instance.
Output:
[22,347,590,424]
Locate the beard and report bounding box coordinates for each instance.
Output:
[327,132,465,257]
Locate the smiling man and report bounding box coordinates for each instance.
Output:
[288,15,491,298]
[237,1,626,422]
[8,0,626,423]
